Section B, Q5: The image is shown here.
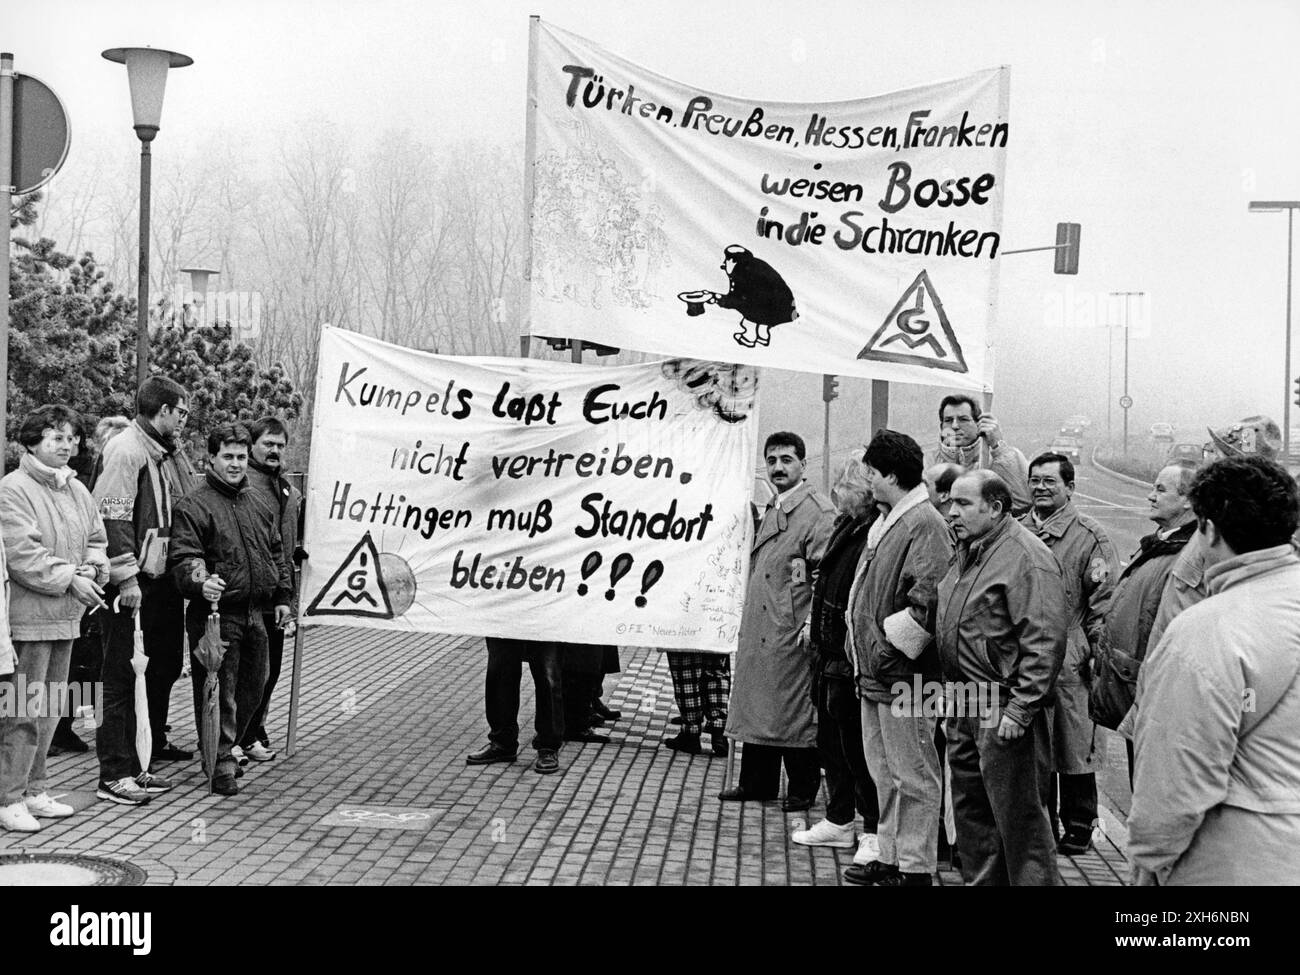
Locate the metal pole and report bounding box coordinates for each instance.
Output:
[1106,322,1113,447]
[1286,208,1294,462]
[135,138,153,388]
[0,54,13,457]
[822,396,831,494]
[1123,296,1130,456]
[284,608,306,758]
[871,379,889,431]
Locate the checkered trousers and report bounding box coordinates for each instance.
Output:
[665,651,731,734]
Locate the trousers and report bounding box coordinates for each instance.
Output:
[815,674,877,830]
[738,743,820,801]
[187,606,270,779]
[484,638,564,752]
[0,640,74,804]
[861,700,941,873]
[947,710,1062,886]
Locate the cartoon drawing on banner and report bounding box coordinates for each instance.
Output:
[305,531,396,619]
[857,270,968,374]
[660,358,759,423]
[531,121,672,311]
[678,245,798,349]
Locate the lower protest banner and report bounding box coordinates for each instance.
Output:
[299,326,758,653]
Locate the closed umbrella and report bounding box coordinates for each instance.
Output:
[116,597,153,775]
[192,600,227,794]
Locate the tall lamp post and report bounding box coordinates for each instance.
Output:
[1248,201,1299,462]
[102,46,193,388]
[1110,291,1144,456]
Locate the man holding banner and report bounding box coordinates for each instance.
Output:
[721,432,834,809]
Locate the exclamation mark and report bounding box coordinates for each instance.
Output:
[635,560,664,608]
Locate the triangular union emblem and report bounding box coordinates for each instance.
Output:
[305,531,393,619]
[857,270,968,374]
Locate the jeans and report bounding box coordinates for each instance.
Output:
[816,675,878,830]
[947,710,1062,886]
[0,640,74,804]
[861,700,941,873]
[239,613,285,748]
[484,638,564,752]
[187,606,270,779]
[141,577,185,751]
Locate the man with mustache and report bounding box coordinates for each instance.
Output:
[236,417,304,763]
[1020,452,1118,855]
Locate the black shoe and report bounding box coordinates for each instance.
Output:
[153,743,194,761]
[875,871,933,887]
[663,731,701,754]
[1057,826,1093,856]
[669,715,683,726]
[592,700,622,722]
[710,733,729,757]
[587,713,607,727]
[844,861,900,886]
[781,795,815,812]
[212,775,239,796]
[533,750,560,774]
[466,743,518,765]
[564,728,611,744]
[234,765,245,779]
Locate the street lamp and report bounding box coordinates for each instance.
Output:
[1109,291,1144,456]
[102,46,193,387]
[180,265,219,327]
[1248,201,1299,461]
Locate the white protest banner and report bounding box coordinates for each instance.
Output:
[526,20,1009,391]
[299,327,757,652]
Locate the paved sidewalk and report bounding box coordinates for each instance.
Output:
[0,629,1130,885]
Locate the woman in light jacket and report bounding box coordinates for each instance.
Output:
[0,405,109,832]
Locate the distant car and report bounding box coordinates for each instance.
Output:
[1168,443,1202,463]
[1066,414,1092,429]
[1050,436,1082,462]
[1150,422,1175,443]
[1059,425,1084,439]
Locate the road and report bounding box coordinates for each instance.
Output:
[1069,455,1158,824]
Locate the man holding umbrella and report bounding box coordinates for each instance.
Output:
[169,423,292,796]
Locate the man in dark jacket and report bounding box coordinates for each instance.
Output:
[169,423,292,796]
[937,470,1067,886]
[236,417,305,763]
[1093,462,1198,777]
[845,431,953,886]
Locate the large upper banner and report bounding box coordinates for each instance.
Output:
[526,21,1009,391]
[299,327,757,652]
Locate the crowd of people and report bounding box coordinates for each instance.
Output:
[466,394,1300,886]
[1,376,1297,888]
[0,376,303,831]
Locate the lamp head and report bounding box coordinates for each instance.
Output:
[102,47,193,137]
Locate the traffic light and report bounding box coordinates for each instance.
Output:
[1294,376,1300,408]
[822,374,839,402]
[1054,222,1081,275]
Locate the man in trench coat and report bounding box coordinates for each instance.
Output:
[721,431,836,810]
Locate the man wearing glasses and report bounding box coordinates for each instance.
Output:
[92,377,199,805]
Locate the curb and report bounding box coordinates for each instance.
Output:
[1089,445,1152,489]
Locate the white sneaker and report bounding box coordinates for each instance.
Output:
[791,818,855,849]
[231,745,249,767]
[24,792,75,818]
[0,800,42,832]
[853,832,881,865]
[245,742,276,762]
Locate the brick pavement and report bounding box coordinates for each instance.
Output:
[0,628,1130,885]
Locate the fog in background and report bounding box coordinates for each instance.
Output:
[9,0,1299,463]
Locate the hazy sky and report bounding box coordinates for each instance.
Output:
[9,0,1300,437]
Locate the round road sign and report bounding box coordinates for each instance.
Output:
[1119,395,1133,410]
[11,72,71,195]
